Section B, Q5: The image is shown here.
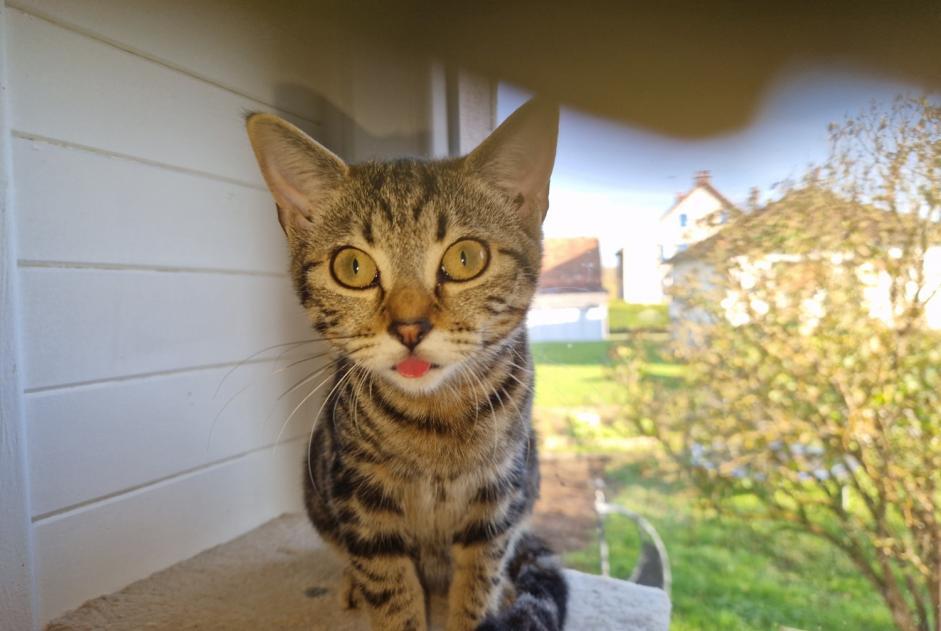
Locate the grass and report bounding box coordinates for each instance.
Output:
[530,331,895,631]
[566,458,895,631]
[531,341,622,408]
[530,337,683,409]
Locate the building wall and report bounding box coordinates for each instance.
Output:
[528,292,609,342]
[659,187,726,262]
[618,241,665,304]
[671,247,941,336]
[618,186,726,307]
[2,2,449,624]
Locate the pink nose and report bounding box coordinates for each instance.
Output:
[389,319,431,350]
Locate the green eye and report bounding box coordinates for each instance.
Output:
[440,239,489,282]
[331,247,379,289]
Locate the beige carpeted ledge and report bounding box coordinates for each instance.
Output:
[45,514,671,631]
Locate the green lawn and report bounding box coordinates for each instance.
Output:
[531,341,622,408]
[566,459,895,631]
[531,338,682,409]
[531,335,894,631]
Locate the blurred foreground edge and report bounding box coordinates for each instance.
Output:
[320,0,941,137]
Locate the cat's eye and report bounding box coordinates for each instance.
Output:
[330,247,379,289]
[440,239,489,282]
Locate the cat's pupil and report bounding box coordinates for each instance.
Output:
[352,257,360,275]
[460,250,467,266]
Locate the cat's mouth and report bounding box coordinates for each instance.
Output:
[393,356,439,379]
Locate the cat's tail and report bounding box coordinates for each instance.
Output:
[477,532,568,631]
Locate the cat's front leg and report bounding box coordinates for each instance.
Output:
[346,554,427,631]
[339,566,361,610]
[446,532,514,631]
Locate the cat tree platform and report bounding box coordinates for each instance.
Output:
[44,513,671,631]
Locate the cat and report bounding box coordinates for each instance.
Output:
[245,98,567,631]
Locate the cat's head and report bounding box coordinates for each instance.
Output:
[246,99,558,394]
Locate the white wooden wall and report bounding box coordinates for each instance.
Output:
[1,5,36,629]
[1,2,444,625]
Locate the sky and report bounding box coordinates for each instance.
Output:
[497,67,918,266]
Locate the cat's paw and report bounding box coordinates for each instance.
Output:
[475,595,559,631]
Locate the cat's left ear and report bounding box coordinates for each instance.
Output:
[464,98,560,231]
[245,113,348,236]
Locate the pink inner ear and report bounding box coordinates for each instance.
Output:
[267,160,313,219]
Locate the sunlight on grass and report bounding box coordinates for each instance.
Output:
[531,340,684,408]
[531,336,895,631]
[534,364,624,408]
[579,459,895,631]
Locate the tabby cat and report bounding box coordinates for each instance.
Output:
[245,98,567,631]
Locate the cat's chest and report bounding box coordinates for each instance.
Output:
[400,473,478,540]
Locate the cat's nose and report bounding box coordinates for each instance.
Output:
[389,318,432,350]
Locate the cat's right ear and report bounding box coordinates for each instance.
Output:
[245,113,348,236]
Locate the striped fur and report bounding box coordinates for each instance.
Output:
[246,100,565,631]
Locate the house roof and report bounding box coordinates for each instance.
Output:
[539,237,605,293]
[660,170,737,221]
[669,185,941,264]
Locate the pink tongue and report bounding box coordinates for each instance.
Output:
[396,357,431,378]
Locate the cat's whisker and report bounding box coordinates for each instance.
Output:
[500,384,525,422]
[205,380,255,451]
[509,346,532,368]
[503,338,538,473]
[486,377,508,457]
[213,338,322,398]
[310,332,373,343]
[307,365,357,489]
[348,367,364,436]
[208,348,343,452]
[258,360,338,431]
[274,362,349,449]
[503,362,536,394]
[343,343,376,360]
[273,349,338,375]
[330,370,349,435]
[273,365,346,451]
[271,338,330,361]
[472,347,524,458]
[352,367,371,437]
[464,361,496,453]
[460,364,482,429]
[277,358,343,401]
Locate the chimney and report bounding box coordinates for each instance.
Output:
[695,170,711,186]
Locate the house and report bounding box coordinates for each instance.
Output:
[615,171,734,304]
[659,170,734,261]
[528,237,609,341]
[668,187,941,333]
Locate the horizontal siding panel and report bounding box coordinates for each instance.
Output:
[19,268,312,390]
[8,0,340,134]
[7,8,320,186]
[33,439,307,624]
[13,137,288,272]
[27,357,333,517]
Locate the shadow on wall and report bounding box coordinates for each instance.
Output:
[272,79,435,163]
